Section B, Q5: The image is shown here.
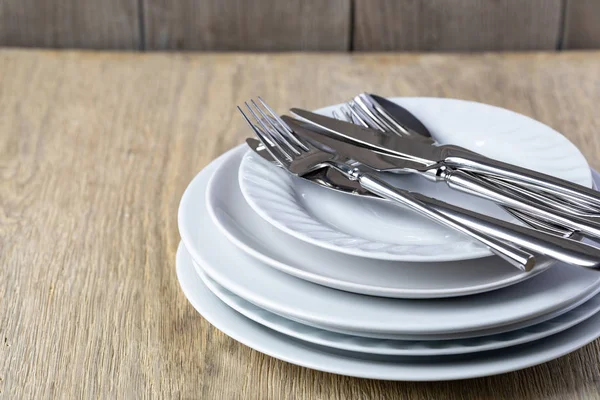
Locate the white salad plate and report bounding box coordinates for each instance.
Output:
[238,97,592,262]
[196,261,600,356]
[178,147,600,339]
[206,145,555,299]
[177,244,600,381]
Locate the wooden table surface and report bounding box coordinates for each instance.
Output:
[2,49,600,398]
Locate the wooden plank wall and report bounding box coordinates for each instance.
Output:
[353,0,563,51]
[142,0,351,51]
[0,0,140,49]
[563,0,600,49]
[0,1,598,51]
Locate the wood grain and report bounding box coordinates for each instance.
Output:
[0,0,140,49]
[143,0,351,51]
[353,0,563,51]
[563,0,600,49]
[2,49,600,398]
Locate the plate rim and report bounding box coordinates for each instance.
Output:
[196,259,600,356]
[194,251,600,341]
[176,243,600,381]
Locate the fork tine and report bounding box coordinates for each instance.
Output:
[250,100,302,156]
[253,131,291,167]
[244,101,295,161]
[356,93,403,134]
[338,106,351,122]
[345,103,369,128]
[256,97,310,152]
[237,105,273,147]
[338,105,356,124]
[257,97,293,135]
[237,105,276,147]
[349,101,386,132]
[334,107,352,124]
[354,96,398,133]
[238,104,293,162]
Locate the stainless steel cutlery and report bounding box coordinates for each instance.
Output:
[238,97,600,271]
[238,99,535,270]
[290,108,600,243]
[350,94,600,216]
[294,97,600,214]
[249,139,577,240]
[358,93,600,213]
[331,98,578,238]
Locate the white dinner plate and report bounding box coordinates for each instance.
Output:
[178,148,600,338]
[239,97,592,262]
[176,245,600,381]
[197,261,600,356]
[206,145,555,299]
[192,251,600,341]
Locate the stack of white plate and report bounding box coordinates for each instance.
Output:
[177,98,600,381]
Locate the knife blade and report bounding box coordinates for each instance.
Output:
[281,116,437,173]
[289,109,445,168]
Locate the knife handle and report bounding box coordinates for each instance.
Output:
[443,169,600,240]
[444,148,600,212]
[351,171,535,271]
[478,174,600,216]
[438,174,577,238]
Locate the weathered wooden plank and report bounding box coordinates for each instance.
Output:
[143,0,351,51]
[563,0,600,49]
[3,49,600,398]
[353,0,563,51]
[0,0,140,49]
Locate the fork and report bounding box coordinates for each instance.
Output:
[238,98,536,271]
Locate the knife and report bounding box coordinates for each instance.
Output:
[284,116,600,241]
[291,107,600,213]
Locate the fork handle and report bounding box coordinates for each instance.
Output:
[443,169,600,240]
[354,171,600,269]
[409,193,600,268]
[444,149,600,212]
[352,172,535,271]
